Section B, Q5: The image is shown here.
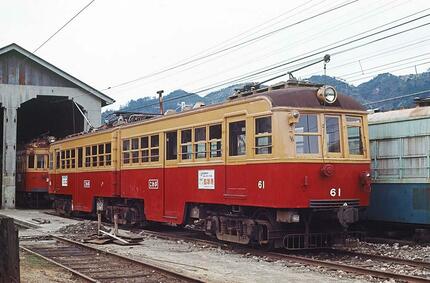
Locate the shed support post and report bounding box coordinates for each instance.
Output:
[1,107,17,209]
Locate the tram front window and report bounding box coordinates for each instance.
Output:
[295,114,319,154]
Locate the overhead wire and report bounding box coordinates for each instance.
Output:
[33,0,96,53]
[167,9,430,98]
[112,1,425,96]
[114,17,430,114]
[160,0,403,94]
[364,89,430,106]
[103,0,359,91]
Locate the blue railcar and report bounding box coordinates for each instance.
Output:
[367,106,430,226]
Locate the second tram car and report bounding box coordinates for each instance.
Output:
[16,139,51,207]
[48,81,371,249]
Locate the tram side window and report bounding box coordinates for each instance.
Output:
[105,143,112,166]
[295,114,319,154]
[85,146,91,167]
[166,131,178,160]
[150,135,159,162]
[56,151,60,169]
[61,150,66,169]
[325,116,341,153]
[99,144,105,166]
[346,116,364,155]
[181,129,192,160]
[36,154,45,169]
[49,153,54,170]
[71,149,76,168]
[131,138,139,163]
[229,120,246,156]
[255,116,272,154]
[92,146,98,167]
[78,147,83,168]
[28,154,35,169]
[195,127,206,159]
[123,140,130,164]
[141,136,149,162]
[209,124,222,158]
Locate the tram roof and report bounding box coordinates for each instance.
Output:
[255,86,365,111]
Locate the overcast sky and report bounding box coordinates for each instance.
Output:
[1,0,430,109]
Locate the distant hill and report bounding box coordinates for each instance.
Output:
[309,71,430,110]
[102,71,430,122]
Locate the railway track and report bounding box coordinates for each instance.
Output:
[20,235,204,283]
[138,228,430,282]
[35,212,430,282]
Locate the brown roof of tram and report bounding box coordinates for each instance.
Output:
[255,87,365,111]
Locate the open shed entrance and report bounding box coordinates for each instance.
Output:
[17,96,84,145]
[15,96,84,208]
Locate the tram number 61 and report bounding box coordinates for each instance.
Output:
[257,180,265,189]
[329,188,341,197]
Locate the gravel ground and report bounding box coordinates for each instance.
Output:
[85,233,368,283]
[343,240,430,262]
[5,209,430,283]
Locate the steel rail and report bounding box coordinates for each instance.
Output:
[20,234,204,283]
[20,246,97,283]
[51,235,204,283]
[265,251,430,283]
[138,228,430,282]
[37,212,430,282]
[330,249,430,269]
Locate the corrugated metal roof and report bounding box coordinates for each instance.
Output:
[369,106,430,124]
[0,43,114,106]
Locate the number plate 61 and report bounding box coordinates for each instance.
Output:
[330,188,341,197]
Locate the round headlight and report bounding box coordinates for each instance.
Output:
[324,86,337,104]
[317,85,337,104]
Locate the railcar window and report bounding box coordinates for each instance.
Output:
[209,124,222,158]
[28,154,35,169]
[325,116,341,153]
[229,120,246,156]
[78,147,83,168]
[105,143,112,166]
[85,146,91,167]
[295,114,319,154]
[166,131,178,160]
[141,137,149,162]
[150,135,159,162]
[255,117,272,154]
[99,144,105,166]
[131,138,139,163]
[56,151,60,169]
[346,116,364,155]
[195,127,206,159]
[181,129,192,160]
[92,146,98,166]
[123,140,130,164]
[49,153,54,170]
[61,151,66,169]
[36,154,45,169]
[71,149,76,168]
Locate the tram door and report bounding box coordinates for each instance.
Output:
[52,149,60,190]
[163,131,178,218]
[225,117,248,199]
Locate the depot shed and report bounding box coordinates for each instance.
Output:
[0,43,114,209]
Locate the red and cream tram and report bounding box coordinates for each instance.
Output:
[48,81,371,249]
